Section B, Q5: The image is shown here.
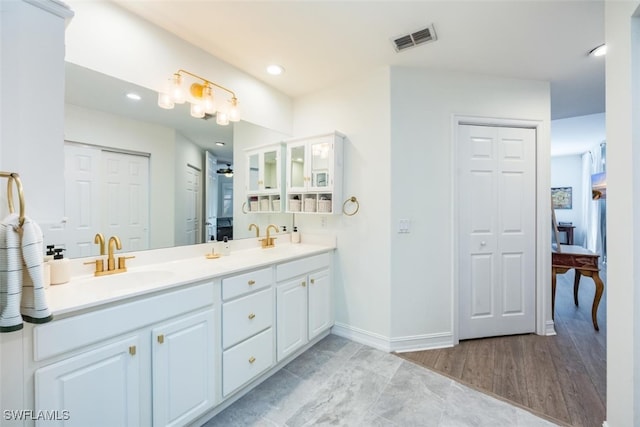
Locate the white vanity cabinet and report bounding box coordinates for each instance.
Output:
[33,282,216,427]
[276,253,333,361]
[221,267,275,397]
[245,144,285,213]
[151,309,216,427]
[285,132,344,214]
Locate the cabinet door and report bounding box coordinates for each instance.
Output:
[287,142,307,192]
[152,309,216,427]
[308,269,333,340]
[35,336,141,427]
[247,151,261,192]
[308,138,333,191]
[276,277,308,361]
[262,148,280,191]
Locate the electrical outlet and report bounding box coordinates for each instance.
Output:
[398,219,410,233]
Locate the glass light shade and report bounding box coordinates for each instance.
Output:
[170,74,186,104]
[157,92,174,109]
[202,86,215,114]
[225,172,234,178]
[190,102,205,119]
[216,110,230,126]
[228,98,240,122]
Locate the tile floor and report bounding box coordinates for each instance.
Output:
[202,335,559,426]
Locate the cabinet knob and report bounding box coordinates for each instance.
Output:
[248,313,256,320]
[129,345,136,356]
[301,281,306,287]
[157,334,164,344]
[310,278,315,284]
[248,280,256,285]
[248,356,256,364]
[480,241,487,246]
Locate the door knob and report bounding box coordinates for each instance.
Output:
[480,241,487,246]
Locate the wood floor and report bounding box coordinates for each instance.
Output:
[398,267,606,427]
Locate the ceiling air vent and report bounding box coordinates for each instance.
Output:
[391,24,437,53]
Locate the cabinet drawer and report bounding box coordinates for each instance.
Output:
[222,267,272,300]
[222,288,273,349]
[276,253,331,282]
[34,282,214,361]
[222,328,273,397]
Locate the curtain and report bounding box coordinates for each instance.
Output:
[581,143,605,257]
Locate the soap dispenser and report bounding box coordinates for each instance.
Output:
[42,245,55,287]
[50,247,70,285]
[291,226,300,244]
[221,236,231,256]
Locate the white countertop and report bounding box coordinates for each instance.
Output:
[45,235,336,317]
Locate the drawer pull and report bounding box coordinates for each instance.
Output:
[248,280,256,285]
[248,313,256,320]
[129,345,136,356]
[249,356,256,364]
[301,281,306,287]
[157,334,164,344]
[310,278,315,284]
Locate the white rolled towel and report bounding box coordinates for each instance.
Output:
[0,213,52,332]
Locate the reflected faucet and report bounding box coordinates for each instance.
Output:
[94,233,106,255]
[249,223,260,238]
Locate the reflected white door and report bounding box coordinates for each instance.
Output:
[184,165,202,245]
[64,144,149,257]
[458,125,536,340]
[204,151,217,241]
[102,151,150,251]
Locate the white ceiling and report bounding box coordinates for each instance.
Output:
[114,0,605,121]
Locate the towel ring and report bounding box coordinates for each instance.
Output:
[6,173,25,228]
[342,196,360,216]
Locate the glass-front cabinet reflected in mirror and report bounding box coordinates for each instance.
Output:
[285,132,344,215]
[244,144,285,213]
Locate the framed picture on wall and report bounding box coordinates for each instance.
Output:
[551,186,572,209]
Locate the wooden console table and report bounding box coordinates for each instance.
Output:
[552,244,604,331]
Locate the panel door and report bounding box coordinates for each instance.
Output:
[152,309,216,427]
[184,164,202,245]
[204,151,218,241]
[276,277,308,361]
[102,150,150,251]
[35,336,140,427]
[458,125,536,340]
[308,269,332,340]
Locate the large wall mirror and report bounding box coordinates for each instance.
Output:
[62,62,292,258]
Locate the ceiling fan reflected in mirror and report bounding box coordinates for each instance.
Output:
[217,163,234,177]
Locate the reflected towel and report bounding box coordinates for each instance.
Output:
[0,213,52,332]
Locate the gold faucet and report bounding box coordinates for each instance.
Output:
[85,235,135,276]
[107,236,122,271]
[249,223,260,238]
[260,224,279,248]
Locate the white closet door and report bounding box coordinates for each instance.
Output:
[458,125,536,340]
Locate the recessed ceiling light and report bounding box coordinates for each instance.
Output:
[215,141,225,146]
[126,92,141,101]
[267,64,285,76]
[589,44,607,57]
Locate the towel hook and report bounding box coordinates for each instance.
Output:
[342,196,360,216]
[2,172,25,228]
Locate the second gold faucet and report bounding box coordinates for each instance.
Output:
[260,224,279,248]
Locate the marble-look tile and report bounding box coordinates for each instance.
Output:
[284,364,390,427]
[439,382,519,427]
[515,408,561,426]
[370,361,450,426]
[344,346,403,380]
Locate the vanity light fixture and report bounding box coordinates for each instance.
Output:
[158,69,240,125]
[215,141,226,147]
[589,44,607,57]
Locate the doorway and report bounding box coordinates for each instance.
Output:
[457,123,537,340]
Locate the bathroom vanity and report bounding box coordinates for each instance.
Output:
[2,237,335,427]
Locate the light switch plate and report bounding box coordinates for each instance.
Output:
[398,219,410,233]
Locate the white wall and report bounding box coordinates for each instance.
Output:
[551,155,584,244]
[64,103,176,249]
[605,1,640,426]
[64,0,292,136]
[388,67,551,344]
[292,67,392,343]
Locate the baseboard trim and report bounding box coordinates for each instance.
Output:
[545,320,557,336]
[331,323,454,353]
[331,322,391,352]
